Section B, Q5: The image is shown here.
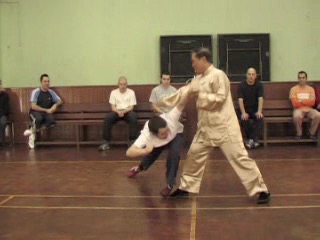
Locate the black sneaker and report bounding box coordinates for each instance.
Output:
[169,189,189,198]
[309,135,317,141]
[257,192,271,204]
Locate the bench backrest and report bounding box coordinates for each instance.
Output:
[54,102,186,121]
[234,100,294,117]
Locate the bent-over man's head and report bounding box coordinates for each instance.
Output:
[148,116,169,139]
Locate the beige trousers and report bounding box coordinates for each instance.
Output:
[293,109,320,136]
[179,132,268,197]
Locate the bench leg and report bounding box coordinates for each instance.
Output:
[75,125,80,150]
[263,121,268,148]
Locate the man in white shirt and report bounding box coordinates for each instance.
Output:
[149,72,177,113]
[98,76,138,151]
[126,86,189,197]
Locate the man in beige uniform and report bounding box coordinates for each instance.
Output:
[162,48,270,204]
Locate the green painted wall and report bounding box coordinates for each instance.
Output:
[0,0,319,87]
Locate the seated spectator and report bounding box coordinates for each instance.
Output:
[315,83,320,111]
[149,73,177,114]
[23,74,63,149]
[238,68,263,149]
[98,76,138,151]
[289,71,320,139]
[0,80,9,149]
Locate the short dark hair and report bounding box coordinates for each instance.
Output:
[298,71,307,78]
[161,72,170,77]
[192,47,212,63]
[148,116,167,134]
[40,74,49,82]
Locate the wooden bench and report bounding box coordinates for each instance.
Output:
[32,103,186,148]
[262,100,320,147]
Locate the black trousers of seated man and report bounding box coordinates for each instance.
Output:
[103,111,138,142]
[0,115,8,144]
[239,112,263,142]
[139,133,183,187]
[30,110,56,130]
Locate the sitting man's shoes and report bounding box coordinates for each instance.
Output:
[98,142,110,151]
[294,135,302,140]
[127,165,141,178]
[245,139,254,149]
[28,133,35,149]
[23,128,33,136]
[309,135,317,140]
[160,185,173,197]
[257,191,271,204]
[169,189,189,198]
[253,141,260,149]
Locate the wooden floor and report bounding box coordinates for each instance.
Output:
[0,144,319,240]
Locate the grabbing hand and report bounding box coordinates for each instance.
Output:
[189,79,200,95]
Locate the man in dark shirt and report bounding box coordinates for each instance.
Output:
[23,74,63,149]
[238,68,264,149]
[0,80,9,148]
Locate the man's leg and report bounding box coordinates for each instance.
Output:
[0,115,7,145]
[219,140,269,200]
[102,112,119,141]
[43,113,56,128]
[306,109,320,136]
[166,133,184,188]
[293,109,305,137]
[99,112,119,150]
[124,111,138,141]
[250,114,263,148]
[30,111,44,130]
[28,111,45,149]
[175,132,212,194]
[240,117,254,148]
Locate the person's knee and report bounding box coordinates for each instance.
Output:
[127,111,137,122]
[293,116,303,123]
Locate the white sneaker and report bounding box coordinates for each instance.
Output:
[23,129,32,136]
[28,133,35,149]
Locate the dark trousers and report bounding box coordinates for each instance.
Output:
[139,133,183,187]
[103,111,138,141]
[0,115,7,144]
[30,111,55,129]
[239,112,263,141]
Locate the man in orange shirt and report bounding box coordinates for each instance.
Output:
[289,71,320,139]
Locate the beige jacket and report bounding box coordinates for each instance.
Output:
[161,65,242,146]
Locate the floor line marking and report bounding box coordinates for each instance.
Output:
[0,205,319,211]
[0,158,320,164]
[0,196,14,205]
[0,193,319,198]
[190,197,197,240]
